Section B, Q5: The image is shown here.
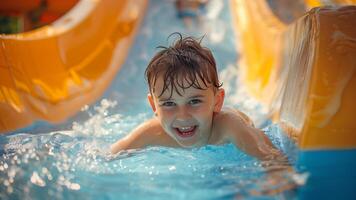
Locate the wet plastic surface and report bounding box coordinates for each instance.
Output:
[231,0,356,149]
[0,0,147,133]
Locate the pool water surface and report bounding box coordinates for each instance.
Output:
[0,101,302,199]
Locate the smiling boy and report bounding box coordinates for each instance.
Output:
[111,34,283,162]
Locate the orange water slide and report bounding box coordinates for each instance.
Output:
[0,0,148,134]
[280,6,356,149]
[231,0,356,149]
[230,0,287,114]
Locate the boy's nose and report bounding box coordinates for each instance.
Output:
[176,106,191,120]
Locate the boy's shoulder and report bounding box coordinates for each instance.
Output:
[214,107,254,127]
[210,107,255,144]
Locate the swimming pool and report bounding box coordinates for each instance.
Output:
[0,0,305,199]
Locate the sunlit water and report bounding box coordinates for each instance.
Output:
[0,99,305,200]
[0,0,307,199]
[0,103,302,200]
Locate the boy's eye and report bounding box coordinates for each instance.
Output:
[189,99,202,105]
[162,101,176,107]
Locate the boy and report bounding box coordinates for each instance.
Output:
[111,34,284,162]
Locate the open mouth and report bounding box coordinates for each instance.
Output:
[174,126,197,138]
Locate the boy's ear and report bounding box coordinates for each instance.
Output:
[147,93,157,113]
[214,88,225,113]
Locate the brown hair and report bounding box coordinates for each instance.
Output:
[145,33,222,98]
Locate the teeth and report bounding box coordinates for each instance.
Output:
[178,126,194,132]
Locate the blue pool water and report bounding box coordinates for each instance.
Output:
[0,104,301,199]
[0,0,306,199]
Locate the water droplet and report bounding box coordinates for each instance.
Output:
[168,166,176,171]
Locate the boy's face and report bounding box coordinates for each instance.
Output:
[148,74,225,148]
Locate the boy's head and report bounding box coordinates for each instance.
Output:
[145,33,222,98]
[145,33,225,148]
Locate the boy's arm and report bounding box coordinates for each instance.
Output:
[215,109,285,162]
[110,118,177,154]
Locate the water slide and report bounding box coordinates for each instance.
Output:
[230,0,356,198]
[0,0,148,133]
[1,0,356,198]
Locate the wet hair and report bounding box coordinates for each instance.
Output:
[145,33,222,98]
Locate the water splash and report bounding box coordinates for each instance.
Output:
[0,109,305,200]
[219,63,270,127]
